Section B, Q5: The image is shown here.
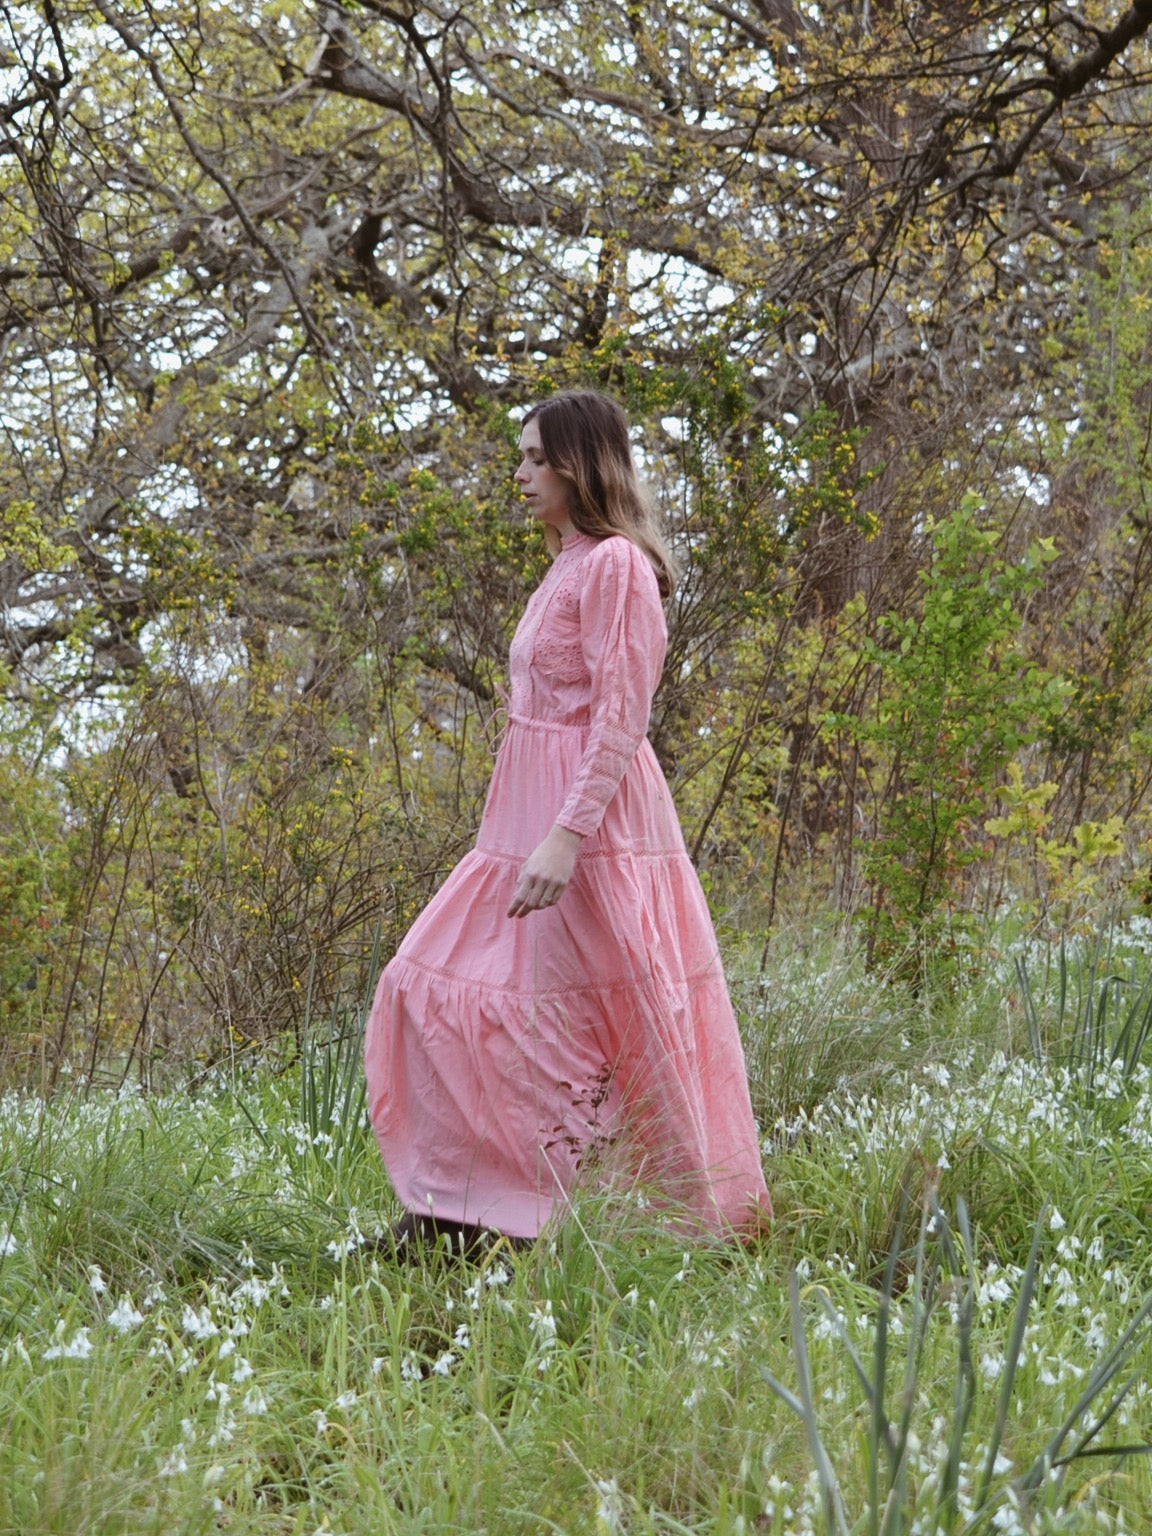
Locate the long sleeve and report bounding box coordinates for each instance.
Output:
[555,537,666,838]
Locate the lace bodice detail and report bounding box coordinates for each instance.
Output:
[511,540,589,690]
[507,532,667,838]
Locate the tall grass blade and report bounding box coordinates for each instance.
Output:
[1052,1441,1152,1462]
[1020,926,1152,1082]
[1058,936,1068,1045]
[760,1271,850,1536]
[757,1365,805,1420]
[974,1203,1045,1512]
[1113,973,1152,1077]
[882,1204,938,1536]
[1054,1378,1137,1470]
[870,1182,913,1529]
[934,1198,975,1536]
[1022,1286,1152,1491]
[1015,956,1043,1062]
[297,980,369,1168]
[814,1292,898,1467]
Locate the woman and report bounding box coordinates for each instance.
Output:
[364,390,771,1251]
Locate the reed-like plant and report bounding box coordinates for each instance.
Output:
[761,1194,1152,1534]
[1015,925,1152,1084]
[297,993,370,1175]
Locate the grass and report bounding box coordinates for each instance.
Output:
[3,919,1152,1533]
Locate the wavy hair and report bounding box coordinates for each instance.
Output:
[522,391,677,598]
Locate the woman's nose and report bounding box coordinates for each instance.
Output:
[514,463,528,483]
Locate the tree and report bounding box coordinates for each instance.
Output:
[6,0,1152,1065]
[4,0,1152,697]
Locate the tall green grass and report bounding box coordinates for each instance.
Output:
[3,921,1152,1533]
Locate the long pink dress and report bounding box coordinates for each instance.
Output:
[364,529,771,1239]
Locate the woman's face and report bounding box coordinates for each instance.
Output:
[515,420,575,538]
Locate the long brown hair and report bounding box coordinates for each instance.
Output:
[522,391,677,598]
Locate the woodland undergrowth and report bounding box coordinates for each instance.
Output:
[4,916,1152,1534]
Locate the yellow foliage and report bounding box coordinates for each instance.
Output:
[0,501,73,574]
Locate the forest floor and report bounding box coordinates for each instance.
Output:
[4,917,1152,1534]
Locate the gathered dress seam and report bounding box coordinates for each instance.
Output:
[391,953,721,995]
[472,846,688,864]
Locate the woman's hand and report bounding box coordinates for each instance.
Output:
[507,826,582,918]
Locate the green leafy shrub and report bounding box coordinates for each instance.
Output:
[835,499,1065,974]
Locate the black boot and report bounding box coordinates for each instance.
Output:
[390,1211,529,1261]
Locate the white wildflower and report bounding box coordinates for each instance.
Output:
[812,1308,847,1342]
[1085,1312,1109,1352]
[207,1412,236,1448]
[241,1387,269,1414]
[4,1335,31,1366]
[231,1356,254,1384]
[334,1389,357,1410]
[0,1229,17,1257]
[431,1351,457,1376]
[233,1273,272,1306]
[595,1477,624,1533]
[87,1264,107,1295]
[765,1473,794,1522]
[979,1272,1014,1306]
[530,1301,558,1354]
[106,1296,145,1331]
[991,1490,1026,1535]
[181,1305,219,1340]
[44,1323,93,1360]
[1103,1267,1132,1303]
[1050,1265,1079,1306]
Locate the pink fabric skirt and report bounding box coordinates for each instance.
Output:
[364,716,771,1239]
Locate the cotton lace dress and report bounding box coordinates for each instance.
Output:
[364,529,771,1239]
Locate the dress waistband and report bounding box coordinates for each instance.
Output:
[507,711,590,734]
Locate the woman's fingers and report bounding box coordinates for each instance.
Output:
[507,873,561,917]
[507,828,580,918]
